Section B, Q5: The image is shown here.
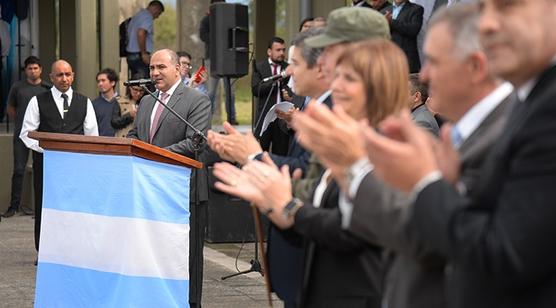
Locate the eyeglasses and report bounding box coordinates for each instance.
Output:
[181,63,192,70]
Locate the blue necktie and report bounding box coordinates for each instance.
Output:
[451,126,463,148]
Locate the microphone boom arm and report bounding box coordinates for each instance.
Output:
[140,84,207,149]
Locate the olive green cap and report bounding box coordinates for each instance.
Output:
[305,7,391,48]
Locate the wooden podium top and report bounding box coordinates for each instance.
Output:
[28,132,202,169]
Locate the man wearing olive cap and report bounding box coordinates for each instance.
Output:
[294,6,390,199]
[264,6,392,308]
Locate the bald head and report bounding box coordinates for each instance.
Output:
[51,60,72,73]
[50,59,74,93]
[152,49,179,65]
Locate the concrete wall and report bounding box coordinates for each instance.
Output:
[100,0,120,74]
[253,0,276,62]
[38,0,57,82]
[74,0,100,98]
[37,0,120,99]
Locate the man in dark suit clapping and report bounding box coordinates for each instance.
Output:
[384,0,424,73]
[364,1,556,307]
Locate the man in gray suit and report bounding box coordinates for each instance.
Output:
[127,48,211,308]
[344,4,514,308]
[409,73,440,136]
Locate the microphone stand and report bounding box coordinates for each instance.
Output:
[140,84,207,299]
[222,80,279,282]
[140,84,207,148]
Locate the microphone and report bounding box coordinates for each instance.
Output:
[261,71,288,83]
[123,79,154,86]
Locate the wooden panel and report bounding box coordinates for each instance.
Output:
[28,132,202,169]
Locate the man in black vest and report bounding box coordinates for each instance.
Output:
[19,59,99,254]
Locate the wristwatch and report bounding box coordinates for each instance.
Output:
[282,198,304,220]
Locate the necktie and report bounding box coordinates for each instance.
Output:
[451,126,463,148]
[271,62,278,76]
[61,93,69,119]
[150,92,169,142]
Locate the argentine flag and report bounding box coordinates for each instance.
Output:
[35,150,190,307]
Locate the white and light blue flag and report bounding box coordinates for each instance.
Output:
[35,150,191,307]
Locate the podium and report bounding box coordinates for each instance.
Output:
[29,132,201,308]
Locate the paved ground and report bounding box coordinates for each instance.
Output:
[0,214,281,308]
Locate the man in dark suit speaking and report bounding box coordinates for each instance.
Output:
[252,37,291,156]
[127,48,211,308]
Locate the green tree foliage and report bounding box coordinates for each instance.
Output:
[153,5,177,51]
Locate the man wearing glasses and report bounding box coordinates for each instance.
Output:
[19,59,98,255]
[177,51,207,95]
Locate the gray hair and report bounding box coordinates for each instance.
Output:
[291,27,325,68]
[428,2,481,59]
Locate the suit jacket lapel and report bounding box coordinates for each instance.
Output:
[471,64,556,202]
[459,92,516,162]
[262,61,272,77]
[151,84,185,140]
[143,92,158,141]
[396,2,411,20]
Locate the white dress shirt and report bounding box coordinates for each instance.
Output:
[268,58,283,105]
[19,86,99,153]
[452,82,514,150]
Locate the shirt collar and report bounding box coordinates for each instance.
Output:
[159,79,182,99]
[454,82,514,147]
[268,58,280,67]
[315,90,332,105]
[51,86,73,100]
[101,92,117,102]
[393,1,406,8]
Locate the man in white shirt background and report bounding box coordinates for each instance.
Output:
[19,59,98,254]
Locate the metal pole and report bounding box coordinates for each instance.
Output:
[300,0,312,21]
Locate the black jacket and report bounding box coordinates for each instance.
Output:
[384,2,424,73]
[409,64,556,307]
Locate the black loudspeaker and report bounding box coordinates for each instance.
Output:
[206,166,268,243]
[209,3,249,78]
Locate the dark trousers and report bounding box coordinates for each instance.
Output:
[9,136,30,211]
[189,200,207,307]
[259,122,290,156]
[222,77,236,123]
[32,151,43,252]
[126,53,150,79]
